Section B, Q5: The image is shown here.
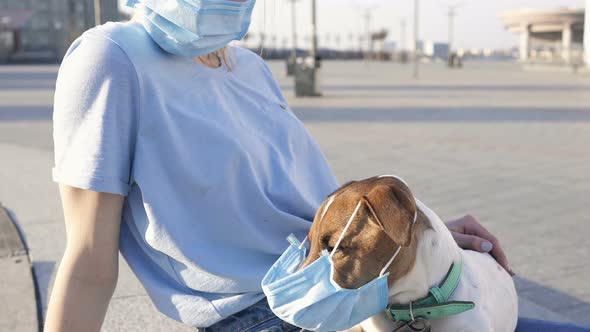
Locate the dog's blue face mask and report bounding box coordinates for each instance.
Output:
[262,180,418,332]
[125,0,256,58]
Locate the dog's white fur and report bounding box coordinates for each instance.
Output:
[346,199,518,332]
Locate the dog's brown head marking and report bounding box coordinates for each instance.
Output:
[361,176,417,247]
[299,176,428,289]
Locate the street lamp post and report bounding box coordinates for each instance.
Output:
[448,7,455,55]
[294,0,321,96]
[585,0,590,66]
[310,0,318,67]
[413,0,420,78]
[364,10,371,59]
[400,19,407,52]
[94,0,102,26]
[445,3,463,68]
[290,0,298,59]
[286,0,299,76]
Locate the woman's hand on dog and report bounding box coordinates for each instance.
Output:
[446,215,515,276]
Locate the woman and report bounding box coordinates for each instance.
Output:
[44,1,586,331]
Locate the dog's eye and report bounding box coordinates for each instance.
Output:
[324,243,335,252]
[321,236,335,253]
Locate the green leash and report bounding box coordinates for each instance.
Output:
[386,257,475,323]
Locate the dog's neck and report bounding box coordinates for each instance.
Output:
[387,199,462,305]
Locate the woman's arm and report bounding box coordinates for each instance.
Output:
[44,184,125,332]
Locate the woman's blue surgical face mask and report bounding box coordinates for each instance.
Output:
[126,0,256,57]
[262,180,419,332]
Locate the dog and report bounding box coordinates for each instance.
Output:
[299,175,518,332]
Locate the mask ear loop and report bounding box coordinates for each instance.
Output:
[379,245,402,277]
[299,194,337,250]
[330,200,363,258]
[378,207,419,277]
[298,236,308,249]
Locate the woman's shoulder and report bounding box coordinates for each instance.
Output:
[62,20,161,68]
[228,46,269,68]
[228,46,275,77]
[85,20,147,42]
[229,45,263,61]
[55,22,142,119]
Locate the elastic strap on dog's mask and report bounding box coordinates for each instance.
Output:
[330,200,363,258]
[298,194,338,250]
[379,202,418,276]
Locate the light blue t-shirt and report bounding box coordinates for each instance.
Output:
[52,21,339,327]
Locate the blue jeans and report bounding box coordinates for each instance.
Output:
[200,298,590,332]
[197,299,302,332]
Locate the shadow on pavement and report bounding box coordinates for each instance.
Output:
[3,105,590,123]
[280,84,590,93]
[515,276,590,326]
[0,106,53,121]
[0,72,58,82]
[32,260,56,319]
[0,82,56,90]
[292,106,590,123]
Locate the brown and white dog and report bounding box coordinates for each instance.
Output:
[299,175,518,332]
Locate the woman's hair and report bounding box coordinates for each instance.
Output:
[205,46,235,71]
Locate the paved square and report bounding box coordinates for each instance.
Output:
[0,59,589,330]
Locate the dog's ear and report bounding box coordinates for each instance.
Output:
[361,179,417,247]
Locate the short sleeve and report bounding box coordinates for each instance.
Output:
[52,33,139,196]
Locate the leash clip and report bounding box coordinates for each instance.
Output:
[393,317,432,332]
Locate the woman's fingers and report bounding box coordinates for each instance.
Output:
[448,215,515,276]
[452,232,493,253]
[463,217,514,276]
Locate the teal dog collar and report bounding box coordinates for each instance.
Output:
[387,257,475,322]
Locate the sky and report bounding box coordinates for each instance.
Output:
[119,0,587,50]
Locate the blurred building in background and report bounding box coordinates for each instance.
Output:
[502,8,585,65]
[424,41,450,61]
[0,0,121,63]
